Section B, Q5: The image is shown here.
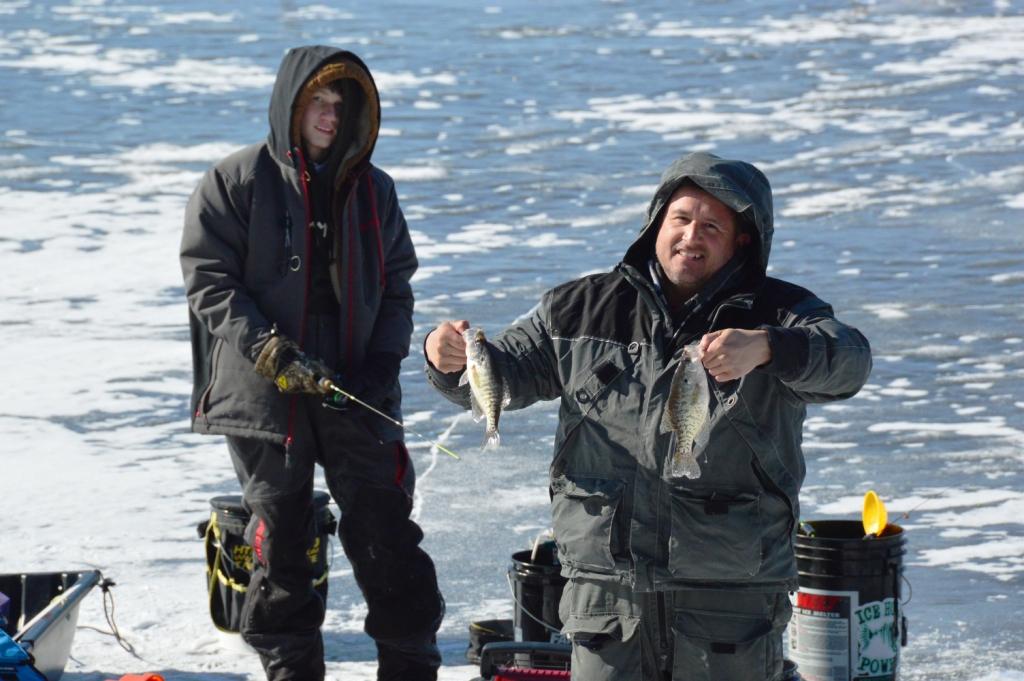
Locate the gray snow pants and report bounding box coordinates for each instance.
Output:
[560,578,791,681]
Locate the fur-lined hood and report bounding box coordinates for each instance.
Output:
[266,45,381,182]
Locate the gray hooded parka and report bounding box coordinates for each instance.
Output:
[182,46,417,445]
[427,152,872,603]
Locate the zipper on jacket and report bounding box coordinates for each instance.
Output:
[364,171,386,288]
[195,337,223,426]
[283,146,316,450]
[282,208,294,275]
[620,263,673,327]
[655,591,670,666]
[345,192,358,367]
[328,168,368,370]
[288,147,315,342]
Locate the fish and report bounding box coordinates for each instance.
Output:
[459,327,510,449]
[663,343,711,479]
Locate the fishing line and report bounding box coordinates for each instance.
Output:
[898,483,960,520]
[504,571,562,638]
[318,378,461,460]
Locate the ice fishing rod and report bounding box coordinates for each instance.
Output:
[317,378,461,460]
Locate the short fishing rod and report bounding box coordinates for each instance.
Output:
[317,378,461,460]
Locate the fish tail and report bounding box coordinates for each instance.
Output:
[668,444,701,479]
[483,428,501,450]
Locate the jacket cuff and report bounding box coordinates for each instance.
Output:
[422,334,465,391]
[246,326,277,364]
[758,326,809,381]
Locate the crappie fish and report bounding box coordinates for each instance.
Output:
[663,343,710,479]
[459,327,510,449]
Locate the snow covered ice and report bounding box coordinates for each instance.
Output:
[2,1,1023,679]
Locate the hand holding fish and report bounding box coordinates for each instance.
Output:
[699,329,771,382]
[426,319,470,373]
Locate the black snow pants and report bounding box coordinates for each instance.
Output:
[226,318,444,681]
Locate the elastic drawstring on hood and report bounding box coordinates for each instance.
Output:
[624,151,775,279]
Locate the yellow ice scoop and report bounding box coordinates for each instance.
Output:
[862,490,889,537]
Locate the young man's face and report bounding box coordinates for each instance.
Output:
[300,86,343,162]
[654,184,750,300]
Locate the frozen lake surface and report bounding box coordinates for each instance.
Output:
[2,0,1023,678]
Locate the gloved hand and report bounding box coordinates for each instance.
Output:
[254,333,332,395]
[321,352,402,412]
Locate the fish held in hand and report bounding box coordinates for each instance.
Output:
[663,343,710,479]
[459,327,510,449]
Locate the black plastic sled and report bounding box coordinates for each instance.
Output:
[0,571,103,681]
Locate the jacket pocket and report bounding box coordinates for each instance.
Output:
[570,359,627,420]
[197,337,224,420]
[667,489,763,580]
[558,579,641,644]
[671,606,783,681]
[551,475,624,571]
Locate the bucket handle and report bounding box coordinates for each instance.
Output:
[505,571,563,639]
[892,569,911,649]
[899,572,913,606]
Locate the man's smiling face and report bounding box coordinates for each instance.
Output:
[654,183,749,301]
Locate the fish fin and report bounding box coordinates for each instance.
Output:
[501,381,512,408]
[458,368,470,387]
[483,429,501,450]
[469,391,485,422]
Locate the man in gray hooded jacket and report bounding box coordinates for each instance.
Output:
[181,46,443,681]
[425,152,871,680]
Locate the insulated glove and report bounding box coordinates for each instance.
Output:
[254,333,332,395]
[322,352,402,411]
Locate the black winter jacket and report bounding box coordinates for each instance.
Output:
[428,152,872,593]
[181,46,417,444]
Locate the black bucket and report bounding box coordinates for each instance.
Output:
[508,541,567,643]
[790,520,907,681]
[197,490,336,633]
[465,618,514,664]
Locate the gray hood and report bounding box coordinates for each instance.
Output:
[624,151,775,276]
[266,45,381,183]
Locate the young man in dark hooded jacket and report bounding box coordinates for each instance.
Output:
[181,45,444,681]
[425,152,872,680]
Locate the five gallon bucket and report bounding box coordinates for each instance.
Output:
[508,541,567,643]
[789,520,907,681]
[197,490,336,633]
